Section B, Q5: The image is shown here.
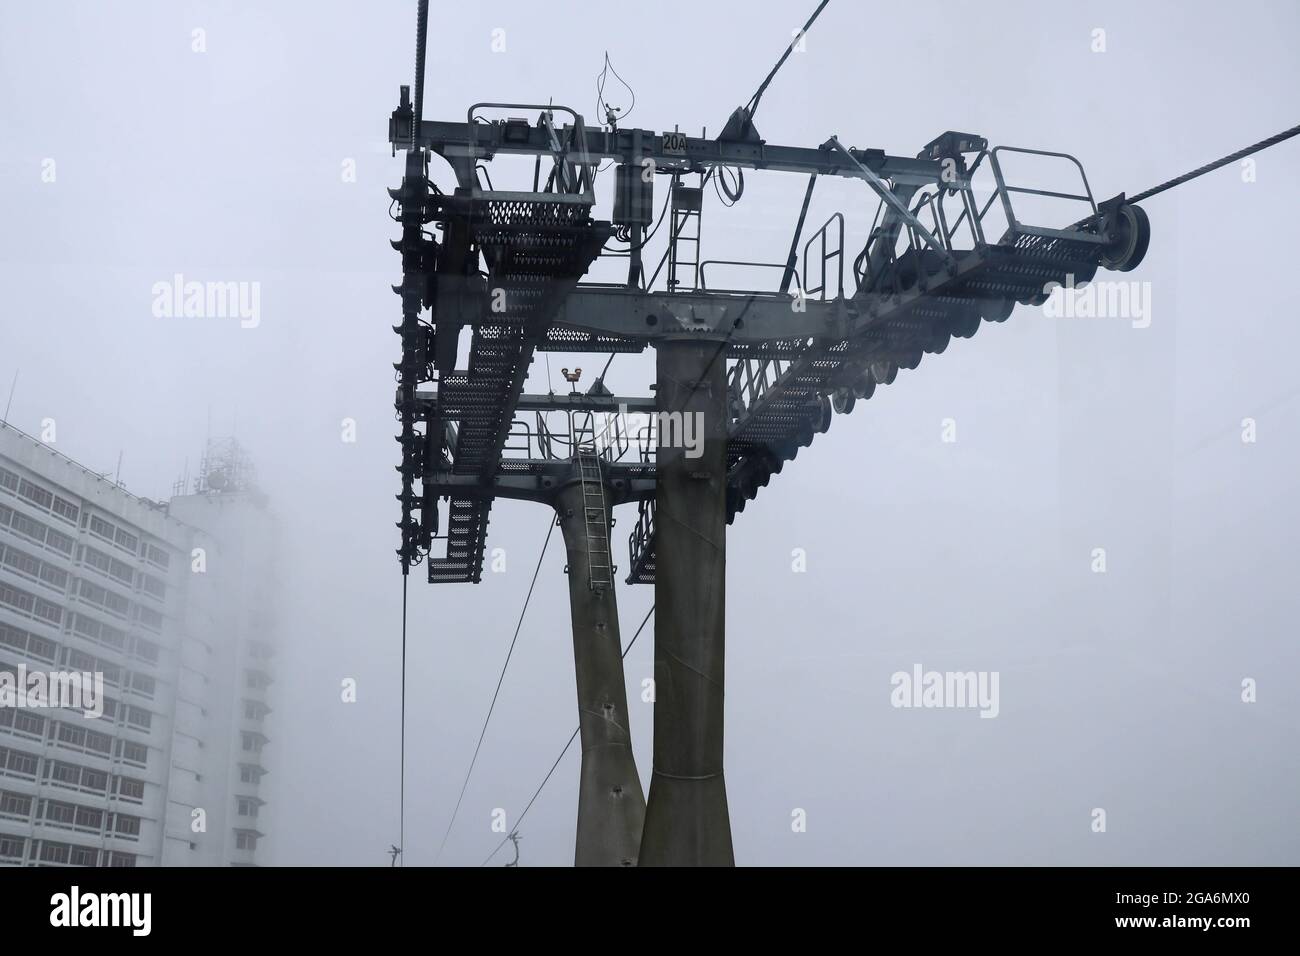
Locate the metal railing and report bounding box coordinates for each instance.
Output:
[985,145,1105,244]
[698,260,802,294]
[801,212,844,300]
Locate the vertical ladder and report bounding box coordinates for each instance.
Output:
[576,448,613,592]
[667,179,703,292]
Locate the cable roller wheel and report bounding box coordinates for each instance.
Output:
[1099,203,1151,273]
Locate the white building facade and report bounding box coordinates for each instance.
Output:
[0,424,276,866]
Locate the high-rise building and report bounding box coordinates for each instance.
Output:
[0,424,277,867]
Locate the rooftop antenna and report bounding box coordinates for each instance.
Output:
[3,369,16,423]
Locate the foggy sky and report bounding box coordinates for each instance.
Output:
[1,0,1297,866]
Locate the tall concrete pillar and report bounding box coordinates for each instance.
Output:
[639,337,734,866]
[555,479,645,866]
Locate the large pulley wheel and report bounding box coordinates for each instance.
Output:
[951,306,981,339]
[852,372,876,401]
[870,361,898,386]
[815,395,833,433]
[832,387,856,415]
[1099,203,1151,273]
[980,298,1014,323]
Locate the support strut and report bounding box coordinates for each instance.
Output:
[555,479,646,866]
[639,337,734,866]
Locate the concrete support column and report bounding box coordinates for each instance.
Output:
[555,479,645,866]
[639,337,734,866]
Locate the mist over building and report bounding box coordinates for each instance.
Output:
[0,424,278,866]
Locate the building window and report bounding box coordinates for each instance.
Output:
[130,673,156,697]
[51,496,80,524]
[32,598,61,626]
[145,544,170,570]
[0,580,35,617]
[106,851,136,867]
[87,514,115,542]
[71,613,100,641]
[140,575,166,601]
[114,777,145,801]
[235,831,258,851]
[112,814,141,838]
[17,478,54,511]
[69,845,98,867]
[3,748,39,779]
[113,528,139,553]
[12,710,44,738]
[126,707,151,732]
[98,622,126,650]
[45,528,74,556]
[50,762,81,786]
[118,741,147,767]
[136,606,163,632]
[0,622,23,653]
[74,806,103,831]
[236,797,258,818]
[41,800,75,826]
[26,634,56,663]
[0,792,33,820]
[65,649,94,672]
[8,511,46,545]
[39,841,70,865]
[0,835,24,860]
[2,545,46,585]
[82,546,133,585]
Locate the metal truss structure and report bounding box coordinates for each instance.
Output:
[389,103,1150,584]
[387,2,1154,867]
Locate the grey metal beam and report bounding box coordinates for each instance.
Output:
[555,286,857,344]
[415,390,656,414]
[511,393,657,414]
[406,118,946,187]
[421,468,655,506]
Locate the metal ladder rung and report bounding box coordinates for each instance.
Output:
[577,450,613,590]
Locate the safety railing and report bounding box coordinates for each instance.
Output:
[801,213,844,301]
[985,146,1106,244]
[699,260,801,295]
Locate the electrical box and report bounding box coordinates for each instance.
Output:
[613,163,654,227]
[671,184,703,212]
